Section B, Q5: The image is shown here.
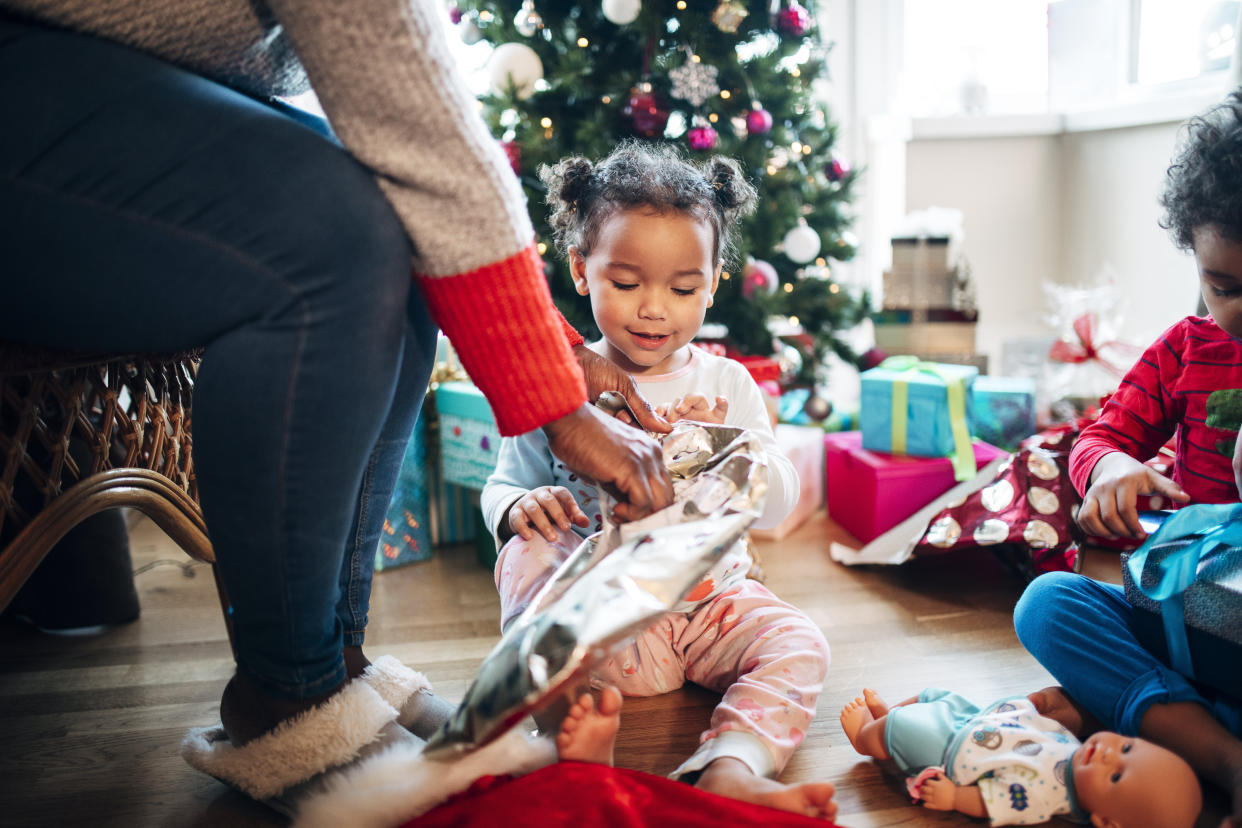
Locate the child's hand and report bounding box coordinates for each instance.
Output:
[658,394,729,425]
[507,486,590,543]
[1079,451,1190,540]
[917,772,957,811]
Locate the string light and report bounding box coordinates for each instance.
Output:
[789,315,800,326]
[791,67,801,77]
[815,257,826,267]
[601,95,611,104]
[783,283,793,293]
[677,0,687,9]
[802,145,812,155]
[766,164,777,175]
[720,90,731,99]
[791,141,803,153]
[540,117,552,128]
[478,10,493,21]
[577,37,589,47]
[721,271,730,280]
[708,113,718,123]
[691,53,701,63]
[537,242,548,255]
[829,283,840,294]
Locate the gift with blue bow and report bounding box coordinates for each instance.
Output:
[1122,503,1242,698]
[860,356,978,482]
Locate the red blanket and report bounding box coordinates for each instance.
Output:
[403,761,843,828]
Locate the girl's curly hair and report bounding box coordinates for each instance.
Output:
[1160,89,1242,250]
[539,140,758,269]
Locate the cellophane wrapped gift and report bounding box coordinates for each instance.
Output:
[424,421,767,756]
[1122,504,1242,698]
[1043,278,1141,422]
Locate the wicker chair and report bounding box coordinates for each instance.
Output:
[0,343,231,641]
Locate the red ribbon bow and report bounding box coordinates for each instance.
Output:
[1047,312,1140,378]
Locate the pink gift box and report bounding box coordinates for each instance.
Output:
[751,424,825,541]
[825,431,1006,543]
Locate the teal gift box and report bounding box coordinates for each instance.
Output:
[376,408,434,570]
[435,381,502,490]
[970,376,1036,450]
[1122,504,1242,698]
[860,357,978,481]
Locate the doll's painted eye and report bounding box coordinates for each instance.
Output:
[1111,772,1122,783]
[1121,744,1131,754]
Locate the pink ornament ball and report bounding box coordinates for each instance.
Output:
[499,140,521,176]
[688,124,719,151]
[862,347,887,370]
[741,258,779,298]
[758,380,782,398]
[777,2,811,37]
[448,4,463,24]
[745,108,773,135]
[825,154,850,182]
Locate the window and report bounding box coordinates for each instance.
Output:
[1133,0,1238,85]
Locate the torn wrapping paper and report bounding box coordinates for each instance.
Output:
[423,421,768,756]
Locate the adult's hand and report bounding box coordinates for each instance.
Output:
[543,402,673,522]
[573,344,671,433]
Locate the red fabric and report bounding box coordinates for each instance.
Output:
[416,243,586,436]
[401,762,843,828]
[1069,316,1242,504]
[558,310,585,348]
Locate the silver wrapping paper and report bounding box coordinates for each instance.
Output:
[423,421,768,756]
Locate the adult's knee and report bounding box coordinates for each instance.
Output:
[1013,571,1087,655]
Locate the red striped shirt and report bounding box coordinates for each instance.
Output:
[1069,316,1242,503]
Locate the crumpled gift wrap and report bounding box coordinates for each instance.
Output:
[423,421,768,756]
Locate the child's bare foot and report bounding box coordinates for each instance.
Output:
[556,685,622,765]
[863,688,889,718]
[696,757,837,820]
[840,695,875,752]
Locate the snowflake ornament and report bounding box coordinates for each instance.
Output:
[668,56,719,108]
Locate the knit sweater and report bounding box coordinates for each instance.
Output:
[1069,315,1242,504]
[3,0,584,436]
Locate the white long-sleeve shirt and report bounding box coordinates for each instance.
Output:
[482,346,800,543]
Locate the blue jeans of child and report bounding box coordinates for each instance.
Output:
[1014,571,1242,738]
[0,17,436,699]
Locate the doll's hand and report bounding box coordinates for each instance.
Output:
[508,486,590,543]
[663,394,729,425]
[1078,451,1189,540]
[917,772,958,811]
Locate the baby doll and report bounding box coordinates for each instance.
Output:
[840,687,1201,827]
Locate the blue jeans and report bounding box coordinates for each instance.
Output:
[0,18,437,699]
[1014,572,1242,738]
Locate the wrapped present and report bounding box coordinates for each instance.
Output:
[435,381,502,490]
[1122,503,1242,698]
[825,431,1006,543]
[970,376,1037,450]
[860,356,978,481]
[734,355,781,384]
[377,409,434,570]
[911,427,1082,579]
[751,424,826,541]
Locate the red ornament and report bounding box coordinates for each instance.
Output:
[777,1,811,37]
[861,347,887,370]
[688,124,719,151]
[499,139,521,176]
[825,153,850,182]
[745,107,773,135]
[623,86,670,139]
[448,4,463,23]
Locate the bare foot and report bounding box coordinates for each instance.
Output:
[697,757,837,821]
[840,696,875,752]
[556,686,622,765]
[863,688,890,718]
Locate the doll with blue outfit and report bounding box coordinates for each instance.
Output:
[840,687,1201,827]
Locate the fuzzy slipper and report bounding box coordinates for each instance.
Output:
[181,656,434,814]
[357,656,454,739]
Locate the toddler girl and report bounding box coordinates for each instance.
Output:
[481,142,836,820]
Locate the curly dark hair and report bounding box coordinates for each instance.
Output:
[538,140,758,269]
[1159,89,1242,251]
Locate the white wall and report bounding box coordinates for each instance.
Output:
[903,119,1202,371]
[904,135,1063,368]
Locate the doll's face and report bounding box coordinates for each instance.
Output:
[1195,224,1242,340]
[1071,731,1200,828]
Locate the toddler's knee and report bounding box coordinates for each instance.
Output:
[1013,571,1085,650]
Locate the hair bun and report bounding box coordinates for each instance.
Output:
[705,157,758,216]
[554,157,595,206]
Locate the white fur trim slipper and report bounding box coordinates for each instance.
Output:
[356,656,452,738]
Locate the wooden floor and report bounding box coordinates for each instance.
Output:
[0,510,1225,827]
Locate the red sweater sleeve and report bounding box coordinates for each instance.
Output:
[416,244,586,436]
[1068,322,1185,496]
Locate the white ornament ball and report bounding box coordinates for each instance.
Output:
[460,19,483,45]
[602,0,642,25]
[488,43,544,100]
[783,222,821,264]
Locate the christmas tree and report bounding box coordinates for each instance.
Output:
[451,0,868,386]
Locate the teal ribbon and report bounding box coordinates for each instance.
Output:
[1125,503,1242,679]
[878,355,975,482]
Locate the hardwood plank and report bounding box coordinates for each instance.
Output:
[0,509,1223,827]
